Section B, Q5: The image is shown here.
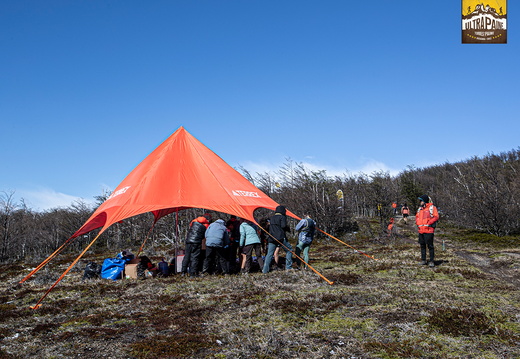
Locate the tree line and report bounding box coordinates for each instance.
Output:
[1,148,519,263]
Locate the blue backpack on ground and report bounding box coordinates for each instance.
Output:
[101,257,126,280]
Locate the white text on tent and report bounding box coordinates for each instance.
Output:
[232,190,261,198]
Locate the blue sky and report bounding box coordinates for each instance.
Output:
[1,1,518,211]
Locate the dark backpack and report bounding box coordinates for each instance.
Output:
[83,262,102,280]
[158,261,170,277]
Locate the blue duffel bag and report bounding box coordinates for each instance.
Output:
[101,257,126,280]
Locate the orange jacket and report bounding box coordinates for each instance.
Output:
[191,216,210,229]
[415,203,439,234]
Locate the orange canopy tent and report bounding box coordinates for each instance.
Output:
[71,125,298,239]
[23,126,305,307]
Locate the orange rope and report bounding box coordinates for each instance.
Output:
[30,232,103,310]
[20,236,76,284]
[317,228,378,260]
[257,224,334,285]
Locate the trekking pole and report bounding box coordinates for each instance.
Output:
[317,228,378,261]
[257,225,334,285]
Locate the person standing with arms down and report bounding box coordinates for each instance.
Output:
[294,214,316,269]
[415,195,439,267]
[181,213,211,277]
[262,206,293,273]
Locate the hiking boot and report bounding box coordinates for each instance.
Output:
[428,261,435,267]
[419,260,427,265]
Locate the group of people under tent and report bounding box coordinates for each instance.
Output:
[180,206,316,277]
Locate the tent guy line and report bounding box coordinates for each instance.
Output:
[318,229,378,261]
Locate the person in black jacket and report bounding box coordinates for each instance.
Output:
[262,206,293,273]
[181,214,211,277]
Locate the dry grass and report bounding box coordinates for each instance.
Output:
[0,227,519,358]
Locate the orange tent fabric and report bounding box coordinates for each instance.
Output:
[72,126,298,239]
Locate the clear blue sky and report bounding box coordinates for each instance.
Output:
[1,1,518,211]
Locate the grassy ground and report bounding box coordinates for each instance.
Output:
[0,221,519,359]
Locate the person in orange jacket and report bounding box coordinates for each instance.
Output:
[415,195,439,267]
[387,217,394,237]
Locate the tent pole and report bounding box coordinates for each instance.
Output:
[137,222,156,257]
[317,228,378,260]
[174,209,179,274]
[30,231,104,309]
[20,236,77,284]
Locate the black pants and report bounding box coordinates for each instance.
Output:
[227,241,240,273]
[418,233,435,262]
[203,246,229,274]
[182,243,202,275]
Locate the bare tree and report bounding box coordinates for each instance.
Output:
[0,191,17,261]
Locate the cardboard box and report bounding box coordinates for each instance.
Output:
[125,263,138,279]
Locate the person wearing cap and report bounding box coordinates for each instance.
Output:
[262,205,293,273]
[181,213,211,277]
[415,195,439,267]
